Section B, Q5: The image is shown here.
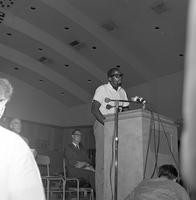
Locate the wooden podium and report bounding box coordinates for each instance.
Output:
[101,109,178,200]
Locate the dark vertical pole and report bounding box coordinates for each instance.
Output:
[114,101,119,200]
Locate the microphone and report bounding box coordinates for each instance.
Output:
[132,96,147,104]
[105,98,129,103]
[105,97,147,104]
[106,104,114,110]
[106,104,123,110]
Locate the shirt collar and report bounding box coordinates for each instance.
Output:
[72,142,79,148]
[107,82,121,91]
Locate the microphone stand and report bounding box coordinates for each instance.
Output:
[113,100,119,200]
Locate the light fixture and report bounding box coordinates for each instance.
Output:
[30,6,36,10]
[64,26,70,30]
[154,26,160,30]
[6,32,12,36]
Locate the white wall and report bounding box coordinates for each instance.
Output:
[0,70,184,126]
[126,70,184,121]
[0,72,72,126]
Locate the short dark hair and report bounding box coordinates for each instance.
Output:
[157,164,178,180]
[72,129,82,136]
[0,78,13,101]
[107,67,120,78]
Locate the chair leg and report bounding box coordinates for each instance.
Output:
[63,180,65,200]
[76,180,79,200]
[91,189,94,200]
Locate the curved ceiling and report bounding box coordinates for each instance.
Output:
[0,0,188,106]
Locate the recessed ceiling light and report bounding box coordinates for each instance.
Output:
[14,67,19,70]
[38,48,43,51]
[64,64,69,67]
[179,54,184,57]
[116,65,121,68]
[92,46,97,50]
[154,26,160,30]
[60,92,65,95]
[6,32,12,36]
[64,26,70,30]
[39,79,44,82]
[88,79,92,83]
[30,6,36,10]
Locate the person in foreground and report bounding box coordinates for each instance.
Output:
[0,78,45,200]
[124,164,190,200]
[64,129,95,190]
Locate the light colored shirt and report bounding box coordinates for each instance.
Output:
[93,82,129,115]
[72,142,80,149]
[125,178,190,200]
[0,126,45,200]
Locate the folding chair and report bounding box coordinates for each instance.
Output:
[36,154,66,200]
[63,158,94,200]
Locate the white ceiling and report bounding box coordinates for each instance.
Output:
[0,0,188,106]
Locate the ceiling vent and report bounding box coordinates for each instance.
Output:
[69,40,85,50]
[0,11,5,23]
[151,1,168,14]
[102,20,118,32]
[69,40,80,47]
[38,56,48,63]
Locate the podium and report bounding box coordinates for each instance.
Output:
[100,109,178,200]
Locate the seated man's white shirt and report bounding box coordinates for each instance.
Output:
[0,126,45,200]
[93,82,129,115]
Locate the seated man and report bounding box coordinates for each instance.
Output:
[9,117,37,158]
[64,129,95,190]
[9,118,29,144]
[124,164,190,200]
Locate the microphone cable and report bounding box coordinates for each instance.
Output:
[109,124,115,200]
[159,116,179,171]
[150,112,161,178]
[143,109,155,179]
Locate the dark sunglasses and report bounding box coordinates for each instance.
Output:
[110,73,123,78]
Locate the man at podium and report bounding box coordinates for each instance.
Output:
[91,67,129,200]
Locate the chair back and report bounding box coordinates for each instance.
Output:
[63,158,67,178]
[37,154,50,176]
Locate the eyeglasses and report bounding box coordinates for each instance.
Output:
[73,134,82,137]
[110,73,123,78]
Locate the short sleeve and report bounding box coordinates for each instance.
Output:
[93,85,105,104]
